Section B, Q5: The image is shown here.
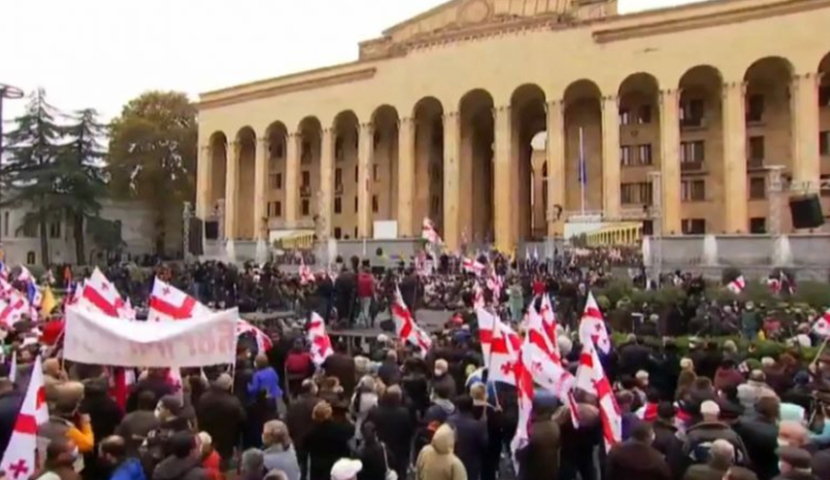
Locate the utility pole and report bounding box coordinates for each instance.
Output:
[0,84,25,248]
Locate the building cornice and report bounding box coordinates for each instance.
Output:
[198,67,377,111]
[593,0,830,43]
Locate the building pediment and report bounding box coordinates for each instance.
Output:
[360,0,615,59]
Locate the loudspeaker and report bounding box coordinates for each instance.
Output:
[789,194,825,229]
[189,218,204,255]
[204,221,219,240]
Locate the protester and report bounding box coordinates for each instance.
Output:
[151,431,208,480]
[100,435,146,480]
[262,420,300,480]
[32,438,82,480]
[415,424,467,480]
[606,422,671,480]
[195,374,246,469]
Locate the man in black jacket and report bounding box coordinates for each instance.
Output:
[285,379,320,480]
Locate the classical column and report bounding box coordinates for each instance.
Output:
[357,122,374,238]
[659,88,682,234]
[493,105,514,254]
[224,141,239,240]
[790,72,822,193]
[443,112,461,251]
[722,81,748,233]
[196,144,211,219]
[546,100,566,237]
[319,128,334,240]
[601,95,621,219]
[254,137,269,240]
[397,117,415,237]
[284,133,299,228]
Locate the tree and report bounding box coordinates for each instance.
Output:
[0,89,65,267]
[108,91,197,256]
[57,109,108,264]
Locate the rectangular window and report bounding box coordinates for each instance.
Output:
[2,212,8,237]
[301,199,310,216]
[746,94,764,123]
[638,144,653,165]
[620,146,632,166]
[749,177,766,199]
[373,164,379,181]
[638,105,652,124]
[748,136,765,162]
[639,182,653,205]
[301,171,310,187]
[334,197,342,214]
[275,201,282,217]
[301,140,312,164]
[335,168,342,186]
[619,108,631,126]
[49,221,61,239]
[680,141,704,164]
[749,217,766,234]
[334,227,342,239]
[372,195,379,213]
[820,131,830,156]
[272,142,285,159]
[269,173,282,190]
[334,138,343,162]
[681,179,706,202]
[680,99,705,127]
[355,165,359,183]
[682,218,706,234]
[621,183,635,204]
[354,196,358,213]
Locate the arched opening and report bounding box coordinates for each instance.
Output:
[26,251,35,265]
[744,57,793,233]
[413,97,445,235]
[208,132,227,217]
[618,73,660,211]
[563,79,603,216]
[371,105,400,222]
[332,111,359,240]
[820,53,830,214]
[235,126,257,239]
[266,122,288,226]
[678,65,723,234]
[510,84,547,241]
[297,116,322,224]
[459,89,495,245]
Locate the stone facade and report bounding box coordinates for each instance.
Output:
[196,0,830,256]
[0,199,183,266]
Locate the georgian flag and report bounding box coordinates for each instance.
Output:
[391,287,432,355]
[473,282,485,309]
[814,310,830,337]
[476,307,520,386]
[726,275,746,294]
[0,276,13,300]
[238,318,273,352]
[578,291,611,355]
[636,402,659,421]
[538,294,558,348]
[1,356,49,480]
[421,217,442,245]
[462,257,486,276]
[525,305,573,401]
[486,274,504,301]
[575,340,623,451]
[148,277,211,322]
[81,267,127,318]
[0,291,30,328]
[509,333,534,472]
[307,312,333,365]
[298,259,315,285]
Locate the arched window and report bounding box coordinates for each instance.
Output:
[26,251,36,265]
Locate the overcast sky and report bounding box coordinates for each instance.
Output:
[1,0,702,123]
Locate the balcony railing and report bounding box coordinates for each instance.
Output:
[300,185,312,198]
[335,183,344,195]
[681,161,704,172]
[747,158,765,169]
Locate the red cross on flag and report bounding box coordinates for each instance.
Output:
[575,340,622,451]
[726,275,746,294]
[538,294,558,348]
[509,332,534,472]
[238,319,273,353]
[0,276,13,300]
[814,310,830,337]
[0,291,29,329]
[476,307,520,385]
[80,268,127,318]
[578,291,611,355]
[307,312,333,365]
[462,257,485,277]
[148,278,211,322]
[525,304,573,401]
[1,355,49,480]
[391,287,432,355]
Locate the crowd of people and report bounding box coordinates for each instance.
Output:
[1,246,829,480]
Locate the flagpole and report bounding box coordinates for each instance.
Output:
[579,127,586,215]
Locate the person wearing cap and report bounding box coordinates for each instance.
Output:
[680,400,749,474]
[431,360,456,401]
[773,446,816,480]
[330,458,362,480]
[195,374,246,470]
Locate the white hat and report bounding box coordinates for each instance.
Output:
[331,459,363,480]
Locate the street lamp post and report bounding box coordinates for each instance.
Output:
[0,83,25,247]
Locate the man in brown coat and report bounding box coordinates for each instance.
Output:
[516,397,561,480]
[606,421,671,480]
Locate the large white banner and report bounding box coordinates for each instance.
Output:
[64,306,238,367]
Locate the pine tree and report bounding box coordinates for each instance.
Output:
[0,89,65,267]
[57,108,107,264]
